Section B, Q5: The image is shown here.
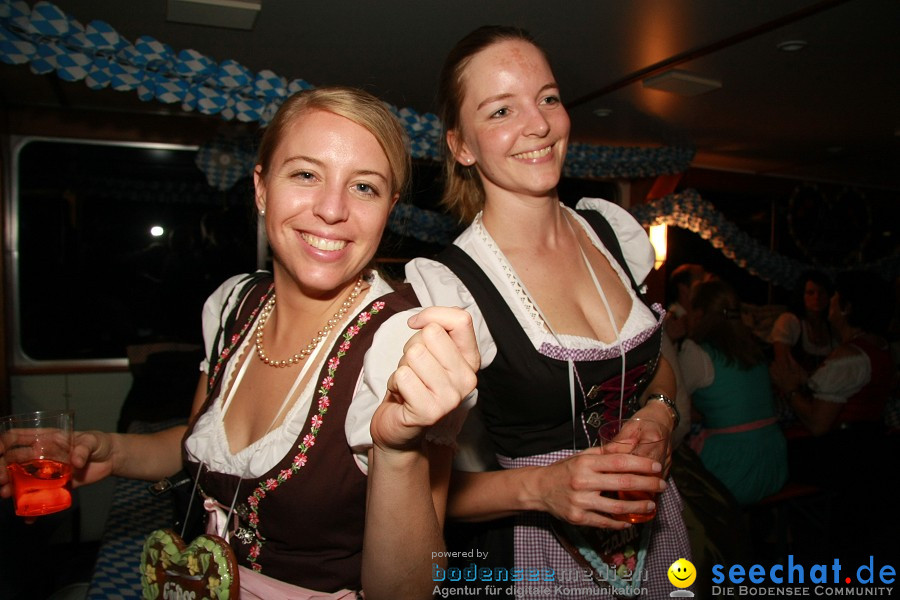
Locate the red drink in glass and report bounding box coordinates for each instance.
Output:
[616,490,658,523]
[598,418,668,524]
[1,410,74,518]
[7,458,72,516]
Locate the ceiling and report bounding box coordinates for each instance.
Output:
[2,0,899,191]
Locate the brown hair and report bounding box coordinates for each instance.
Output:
[437,26,547,223]
[689,280,765,368]
[257,86,410,199]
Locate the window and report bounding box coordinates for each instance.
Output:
[7,137,622,369]
[8,137,258,368]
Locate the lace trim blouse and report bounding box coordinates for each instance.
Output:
[406,199,658,367]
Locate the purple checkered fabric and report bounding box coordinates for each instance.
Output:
[538,304,666,362]
[497,450,693,599]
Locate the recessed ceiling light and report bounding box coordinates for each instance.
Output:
[643,69,722,96]
[777,40,808,52]
[592,108,612,118]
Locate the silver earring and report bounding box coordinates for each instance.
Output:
[259,208,266,217]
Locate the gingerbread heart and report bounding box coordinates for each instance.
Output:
[141,528,240,600]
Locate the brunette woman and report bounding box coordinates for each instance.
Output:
[770,270,838,375]
[680,280,788,505]
[407,26,690,598]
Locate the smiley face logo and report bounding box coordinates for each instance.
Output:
[668,558,696,588]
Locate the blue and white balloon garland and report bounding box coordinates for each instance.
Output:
[630,190,809,289]
[6,2,895,284]
[0,1,694,180]
[630,190,900,288]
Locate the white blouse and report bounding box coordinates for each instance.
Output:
[768,312,837,358]
[808,350,871,404]
[406,199,671,469]
[186,270,473,477]
[678,339,715,396]
[406,199,659,366]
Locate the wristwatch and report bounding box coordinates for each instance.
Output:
[646,393,680,428]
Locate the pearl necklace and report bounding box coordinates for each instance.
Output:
[254,278,363,368]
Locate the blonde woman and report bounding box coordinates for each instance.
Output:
[3,87,479,599]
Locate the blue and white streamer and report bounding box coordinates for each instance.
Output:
[195,135,256,191]
[18,1,881,282]
[629,190,900,288]
[0,1,694,179]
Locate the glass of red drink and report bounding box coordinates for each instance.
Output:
[1,410,74,517]
[598,417,668,524]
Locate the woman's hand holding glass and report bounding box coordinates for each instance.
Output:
[528,444,666,529]
[597,418,669,524]
[630,401,676,474]
[1,410,74,518]
[67,430,117,488]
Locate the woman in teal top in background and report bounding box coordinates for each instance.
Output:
[679,280,788,505]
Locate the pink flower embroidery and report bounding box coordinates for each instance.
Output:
[221,347,230,358]
[230,334,240,345]
[238,299,384,575]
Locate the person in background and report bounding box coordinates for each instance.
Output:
[771,270,897,558]
[772,270,895,439]
[769,270,838,375]
[407,25,690,598]
[679,280,788,505]
[1,87,479,600]
[664,263,711,345]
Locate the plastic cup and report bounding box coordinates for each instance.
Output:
[1,410,74,517]
[598,417,668,524]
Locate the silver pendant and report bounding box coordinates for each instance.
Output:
[235,528,254,544]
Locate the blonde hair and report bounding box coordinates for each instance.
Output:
[437,26,545,223]
[257,86,410,199]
